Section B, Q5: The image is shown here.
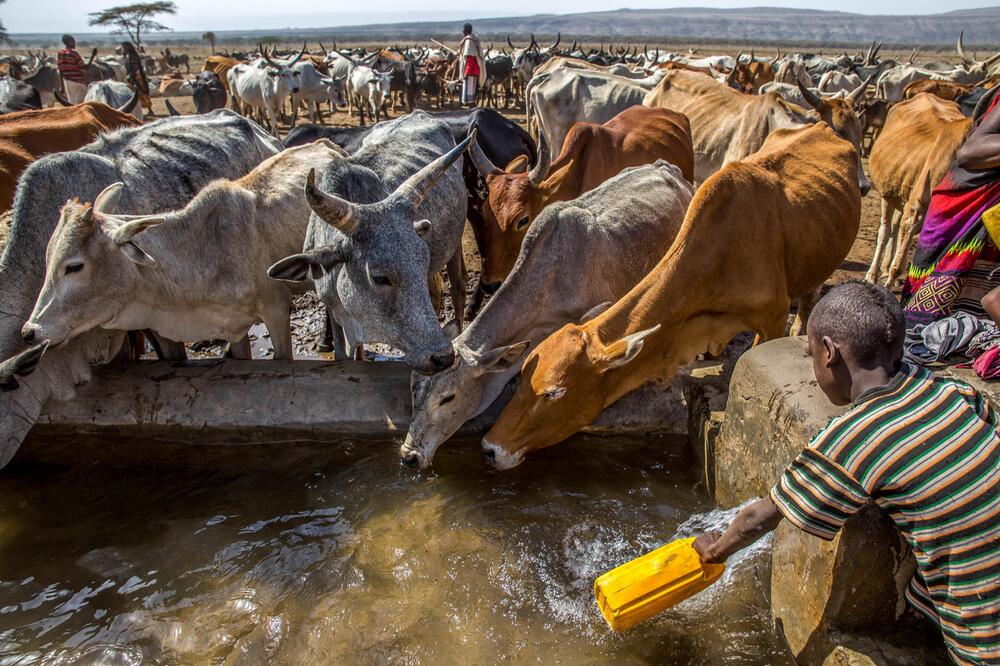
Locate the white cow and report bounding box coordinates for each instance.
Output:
[348,66,392,125]
[84,80,143,121]
[229,46,306,136]
[23,140,347,360]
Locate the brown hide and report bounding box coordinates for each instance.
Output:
[202,55,240,92]
[0,103,140,212]
[483,123,861,465]
[902,79,974,103]
[476,106,693,285]
[866,94,971,284]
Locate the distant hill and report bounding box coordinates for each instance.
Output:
[11,7,1000,48]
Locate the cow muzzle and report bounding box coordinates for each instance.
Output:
[481,438,524,470]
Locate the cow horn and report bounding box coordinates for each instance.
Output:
[53,89,72,106]
[262,44,280,67]
[0,340,50,393]
[88,48,98,65]
[749,49,755,62]
[984,51,1000,67]
[957,31,975,66]
[164,98,180,116]
[304,168,361,236]
[394,130,476,209]
[530,34,538,50]
[289,42,308,65]
[908,47,918,64]
[319,41,328,55]
[507,35,516,50]
[848,74,873,103]
[797,79,824,110]
[549,33,561,50]
[468,129,500,176]
[117,89,140,114]
[527,130,550,186]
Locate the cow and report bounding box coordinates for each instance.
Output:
[283,122,372,153]
[818,70,864,95]
[865,94,972,286]
[23,141,346,360]
[643,69,869,195]
[530,55,643,82]
[290,60,339,126]
[877,37,999,104]
[229,46,306,136]
[399,160,694,469]
[0,110,282,470]
[901,78,990,116]
[266,112,470,374]
[84,81,143,121]
[19,57,62,108]
[82,49,118,84]
[0,77,42,114]
[773,59,813,89]
[202,55,241,93]
[191,71,227,114]
[527,68,666,157]
[860,97,891,156]
[348,65,392,125]
[480,122,862,468]
[0,102,140,212]
[466,106,693,291]
[161,48,191,73]
[727,51,777,93]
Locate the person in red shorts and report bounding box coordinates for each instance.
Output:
[458,22,485,107]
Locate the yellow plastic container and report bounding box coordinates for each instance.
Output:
[593,536,726,631]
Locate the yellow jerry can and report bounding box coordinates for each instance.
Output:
[593,536,725,631]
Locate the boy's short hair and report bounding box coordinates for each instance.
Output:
[463,23,473,36]
[809,280,904,366]
[62,34,75,47]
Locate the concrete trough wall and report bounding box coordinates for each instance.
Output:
[33,359,690,443]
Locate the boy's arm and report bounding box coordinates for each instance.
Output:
[693,496,783,563]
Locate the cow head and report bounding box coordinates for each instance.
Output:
[481,317,659,469]
[22,184,163,349]
[400,339,529,469]
[727,51,775,93]
[956,31,1000,76]
[268,133,474,375]
[467,130,562,288]
[795,79,871,196]
[262,44,305,94]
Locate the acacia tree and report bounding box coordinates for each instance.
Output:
[88,2,177,49]
[0,0,8,44]
[202,31,216,54]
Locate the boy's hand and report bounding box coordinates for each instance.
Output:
[693,530,725,563]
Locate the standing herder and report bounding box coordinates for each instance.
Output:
[57,35,87,104]
[458,23,485,107]
[121,41,153,116]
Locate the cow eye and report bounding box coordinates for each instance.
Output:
[372,274,392,287]
[515,215,530,231]
[542,386,566,401]
[438,394,455,407]
[64,263,84,275]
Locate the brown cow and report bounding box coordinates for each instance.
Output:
[727,51,777,93]
[202,55,241,93]
[481,122,861,469]
[467,106,694,289]
[0,103,140,212]
[865,94,971,286]
[903,79,975,103]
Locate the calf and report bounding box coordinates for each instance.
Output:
[267,112,470,374]
[400,161,694,469]
[468,106,693,289]
[865,94,971,286]
[482,123,861,468]
[24,141,345,359]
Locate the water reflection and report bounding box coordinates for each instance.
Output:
[0,436,788,664]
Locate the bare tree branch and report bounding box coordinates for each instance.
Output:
[88,2,177,48]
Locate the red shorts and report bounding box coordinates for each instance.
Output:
[464,57,480,77]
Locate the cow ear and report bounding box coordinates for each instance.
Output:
[474,340,529,375]
[579,301,612,324]
[94,182,124,215]
[121,241,155,265]
[600,324,661,371]
[542,159,575,189]
[109,216,164,245]
[268,247,345,283]
[505,155,529,174]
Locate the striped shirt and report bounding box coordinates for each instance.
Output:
[57,49,86,84]
[771,363,999,666]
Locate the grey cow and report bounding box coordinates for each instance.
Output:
[399,159,694,469]
[85,80,143,121]
[24,141,345,360]
[0,110,281,469]
[268,111,469,375]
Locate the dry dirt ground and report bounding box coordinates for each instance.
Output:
[4,41,903,358]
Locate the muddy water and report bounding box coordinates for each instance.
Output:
[0,436,788,664]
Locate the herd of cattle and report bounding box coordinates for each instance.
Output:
[0,33,998,471]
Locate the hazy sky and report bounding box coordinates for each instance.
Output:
[6,0,1000,34]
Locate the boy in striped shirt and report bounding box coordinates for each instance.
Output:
[694,281,999,665]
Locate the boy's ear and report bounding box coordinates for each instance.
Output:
[822,335,841,367]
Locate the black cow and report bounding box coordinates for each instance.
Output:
[0,79,41,114]
[192,71,227,114]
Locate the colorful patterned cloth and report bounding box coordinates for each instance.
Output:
[903,97,1000,327]
[771,363,1000,665]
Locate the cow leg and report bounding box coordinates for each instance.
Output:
[790,286,823,337]
[753,307,792,346]
[268,105,281,138]
[445,250,467,330]
[464,277,487,321]
[880,204,904,281]
[428,272,444,313]
[149,332,188,361]
[886,208,925,287]
[228,335,252,360]
[866,198,896,284]
[261,298,294,361]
